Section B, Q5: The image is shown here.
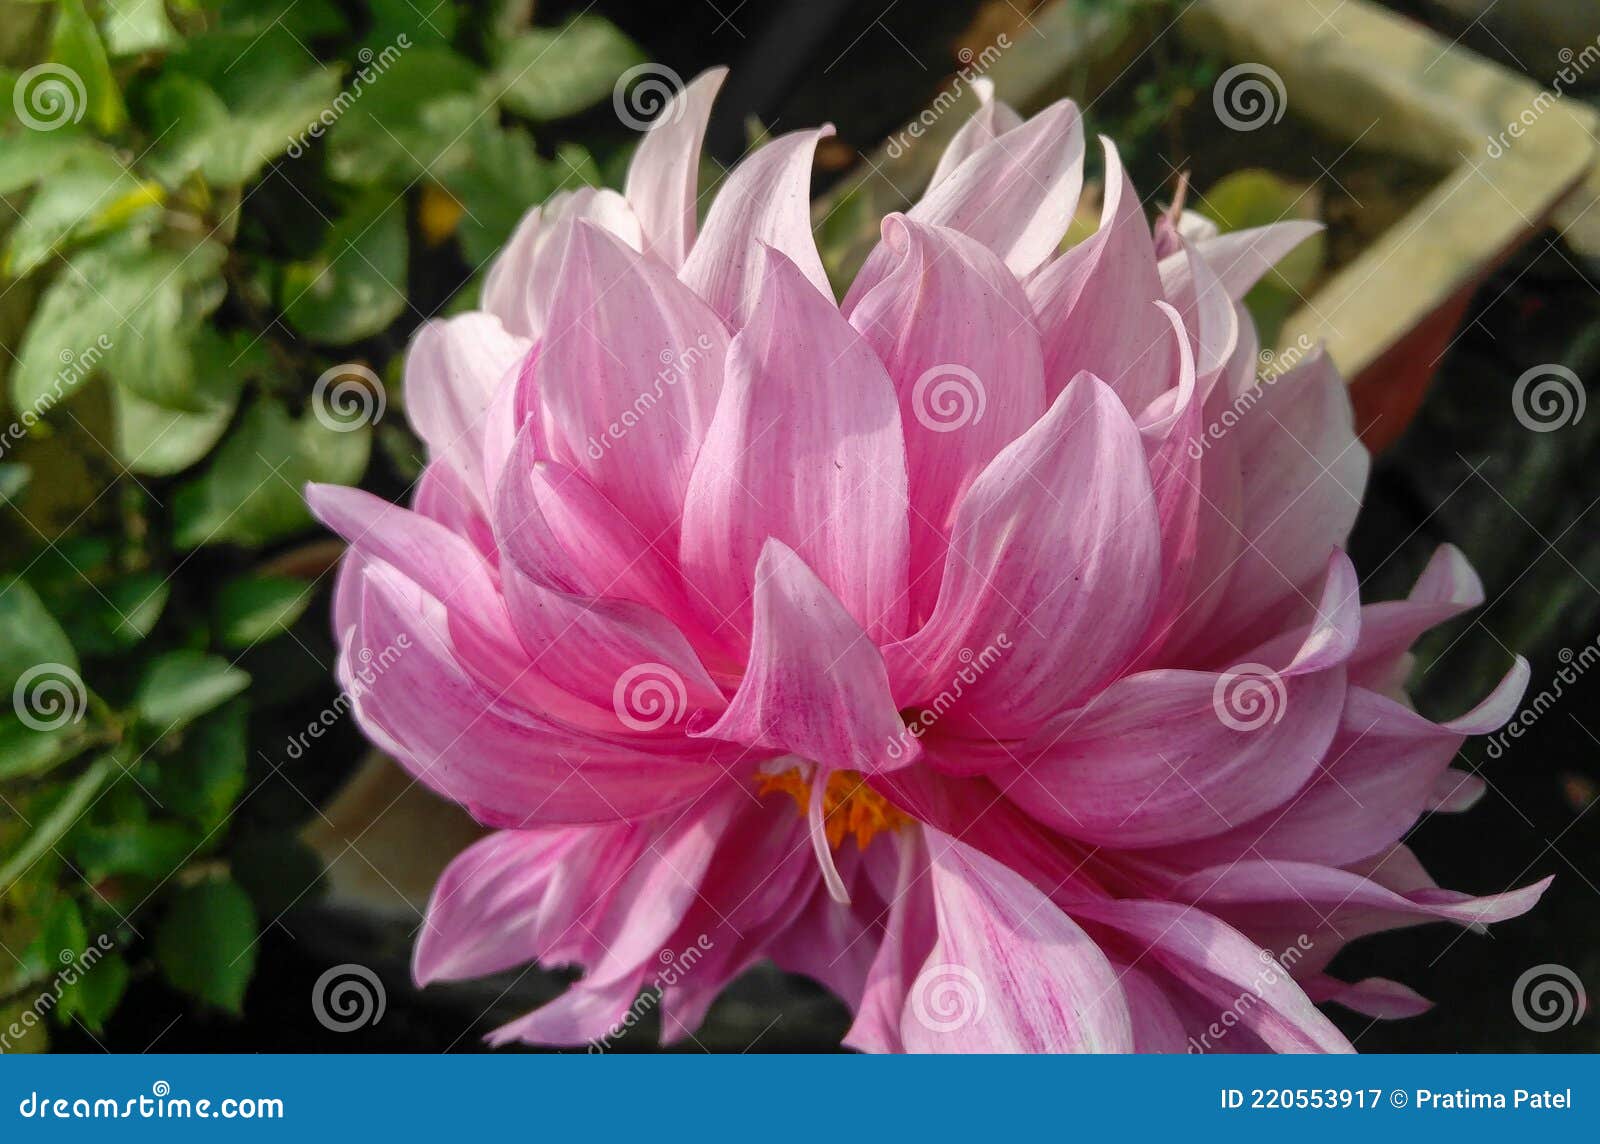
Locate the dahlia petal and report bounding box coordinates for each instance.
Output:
[898,831,1134,1053]
[1027,138,1170,411]
[1117,964,1191,1053]
[1172,858,1554,939]
[846,830,937,1054]
[1068,898,1353,1053]
[902,99,1085,278]
[680,127,833,324]
[533,219,729,546]
[693,540,911,774]
[1003,658,1345,848]
[404,314,530,512]
[1157,234,1240,396]
[412,461,496,561]
[1302,975,1433,1019]
[624,67,727,269]
[1193,220,1323,301]
[493,425,703,637]
[927,77,1023,189]
[485,188,645,338]
[885,374,1161,736]
[487,969,647,1048]
[843,215,1046,617]
[1202,348,1369,654]
[1428,770,1487,812]
[1349,544,1485,690]
[680,248,911,643]
[350,562,722,827]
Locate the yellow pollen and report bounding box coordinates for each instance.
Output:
[756,768,911,851]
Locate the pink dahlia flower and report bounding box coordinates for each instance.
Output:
[308,69,1547,1052]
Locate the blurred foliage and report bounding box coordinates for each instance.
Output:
[0,0,647,1047]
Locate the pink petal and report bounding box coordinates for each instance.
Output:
[898,830,1133,1052]
[1027,138,1171,412]
[680,128,833,324]
[846,830,937,1053]
[679,248,911,644]
[1349,544,1484,691]
[1301,975,1433,1019]
[1068,897,1354,1053]
[533,219,729,547]
[692,540,912,774]
[1193,220,1323,301]
[927,77,1022,189]
[404,314,530,513]
[624,67,727,269]
[483,188,644,338]
[902,99,1085,278]
[885,374,1161,736]
[843,215,1046,619]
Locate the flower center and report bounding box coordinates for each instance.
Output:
[756,767,911,851]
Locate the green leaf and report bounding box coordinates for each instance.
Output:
[0,463,29,504]
[0,131,98,197]
[100,0,180,58]
[25,897,88,1016]
[0,755,116,892]
[153,701,246,832]
[214,575,312,649]
[72,821,195,881]
[171,397,371,549]
[13,232,227,414]
[50,0,125,134]
[324,48,482,184]
[154,876,257,1014]
[4,150,163,277]
[0,575,78,692]
[144,67,343,189]
[133,650,249,732]
[492,16,645,122]
[112,328,252,476]
[280,194,408,344]
[0,715,78,781]
[65,951,128,1032]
